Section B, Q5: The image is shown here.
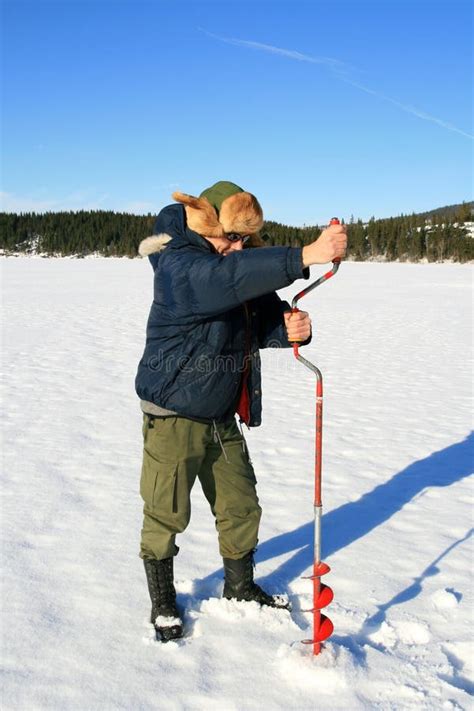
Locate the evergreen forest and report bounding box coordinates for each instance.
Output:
[0,201,472,262]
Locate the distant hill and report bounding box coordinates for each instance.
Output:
[412,201,473,221]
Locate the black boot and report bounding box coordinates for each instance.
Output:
[223,552,290,610]
[144,557,183,642]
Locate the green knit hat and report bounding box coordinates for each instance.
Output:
[199,181,244,215]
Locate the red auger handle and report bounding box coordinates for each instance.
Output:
[290,217,342,354]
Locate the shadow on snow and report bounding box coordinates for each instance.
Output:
[359,527,472,638]
[257,431,473,590]
[334,527,473,675]
[195,432,473,597]
[190,432,473,677]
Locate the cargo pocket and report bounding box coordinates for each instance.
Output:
[140,455,179,513]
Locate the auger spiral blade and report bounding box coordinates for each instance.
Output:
[301,615,335,647]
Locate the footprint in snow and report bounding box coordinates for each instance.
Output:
[367,619,430,647]
[430,588,461,610]
[392,620,431,645]
[367,620,398,649]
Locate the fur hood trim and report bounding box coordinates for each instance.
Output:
[172,190,264,246]
[138,233,172,256]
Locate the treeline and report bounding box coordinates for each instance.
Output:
[0,211,156,257]
[0,201,472,262]
[263,201,473,262]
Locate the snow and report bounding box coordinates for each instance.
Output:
[153,615,182,628]
[1,257,473,710]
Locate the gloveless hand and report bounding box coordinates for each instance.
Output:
[284,310,312,342]
[302,224,347,266]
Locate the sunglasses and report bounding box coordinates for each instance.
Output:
[225,233,251,245]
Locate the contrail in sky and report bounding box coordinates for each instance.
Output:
[202,30,473,140]
[203,31,349,72]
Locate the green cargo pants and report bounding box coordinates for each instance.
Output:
[139,415,262,561]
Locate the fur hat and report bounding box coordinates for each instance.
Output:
[172,181,265,247]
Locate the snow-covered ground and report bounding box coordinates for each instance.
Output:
[1,257,472,710]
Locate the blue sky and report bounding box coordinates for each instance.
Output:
[2,0,472,224]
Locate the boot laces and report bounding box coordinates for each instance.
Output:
[146,558,176,608]
[156,559,176,604]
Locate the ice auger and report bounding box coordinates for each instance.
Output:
[290,218,341,656]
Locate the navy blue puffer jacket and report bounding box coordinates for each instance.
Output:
[135,203,310,427]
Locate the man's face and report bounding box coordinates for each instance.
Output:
[203,235,246,256]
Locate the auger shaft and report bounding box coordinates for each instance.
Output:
[291,218,341,655]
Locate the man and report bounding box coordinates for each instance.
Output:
[135,181,347,642]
